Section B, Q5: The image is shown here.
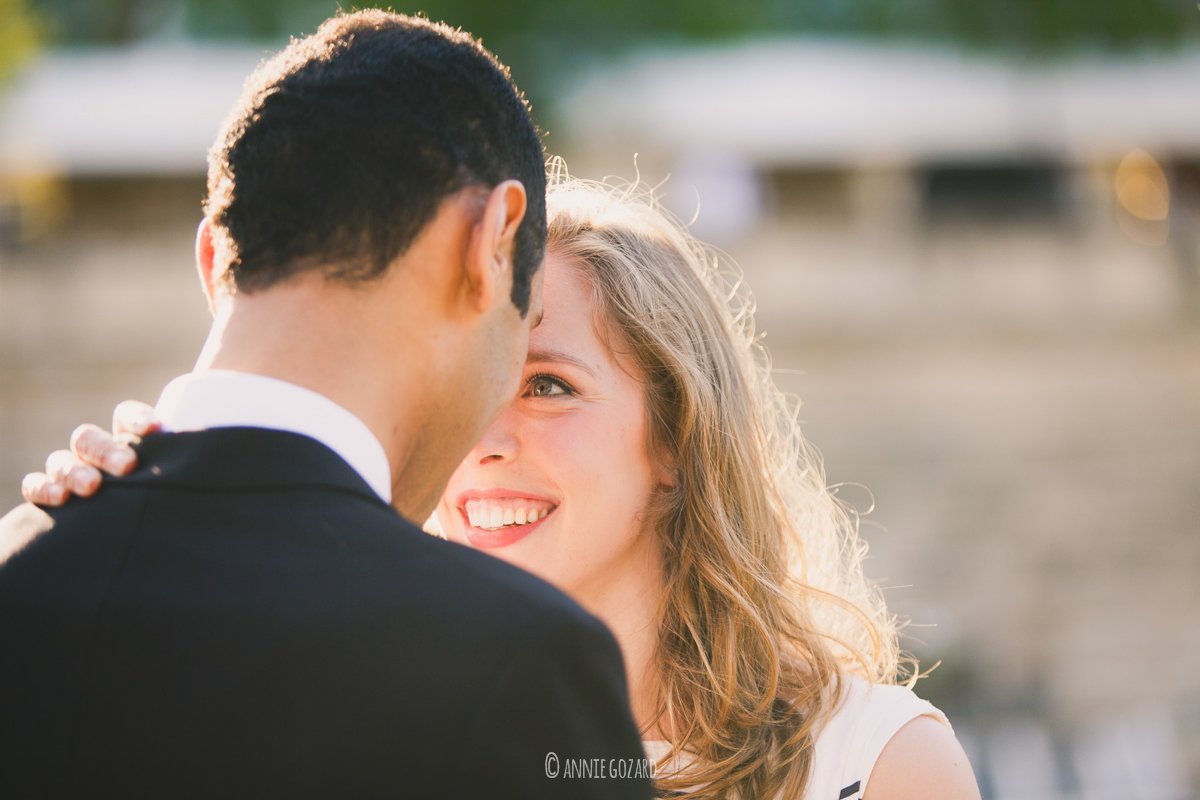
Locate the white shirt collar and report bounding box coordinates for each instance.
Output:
[154,370,393,504]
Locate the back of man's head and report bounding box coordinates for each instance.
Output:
[204,10,545,314]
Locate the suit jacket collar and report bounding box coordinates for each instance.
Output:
[154,371,393,504]
[123,428,396,512]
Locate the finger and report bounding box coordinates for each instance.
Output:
[70,424,136,475]
[113,400,160,438]
[45,449,80,484]
[69,424,110,467]
[21,473,68,507]
[67,464,102,497]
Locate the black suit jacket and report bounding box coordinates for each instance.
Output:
[0,428,652,799]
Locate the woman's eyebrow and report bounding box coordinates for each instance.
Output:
[525,348,597,376]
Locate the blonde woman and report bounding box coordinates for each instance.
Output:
[24,172,980,800]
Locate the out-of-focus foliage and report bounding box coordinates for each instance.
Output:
[24,0,1200,111]
[29,0,331,43]
[0,0,40,83]
[405,0,1200,53]
[29,0,1200,51]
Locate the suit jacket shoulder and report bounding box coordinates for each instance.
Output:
[0,428,650,799]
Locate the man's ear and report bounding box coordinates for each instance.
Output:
[195,217,221,316]
[464,180,527,313]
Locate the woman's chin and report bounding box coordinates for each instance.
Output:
[446,519,572,593]
[437,522,469,547]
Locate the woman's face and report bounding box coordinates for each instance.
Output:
[437,250,666,597]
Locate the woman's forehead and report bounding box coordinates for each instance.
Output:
[529,253,598,353]
[531,250,646,386]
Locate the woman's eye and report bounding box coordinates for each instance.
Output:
[526,374,572,398]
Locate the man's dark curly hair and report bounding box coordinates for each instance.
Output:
[204,10,546,315]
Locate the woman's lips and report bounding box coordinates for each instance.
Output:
[455,490,558,549]
[459,506,552,548]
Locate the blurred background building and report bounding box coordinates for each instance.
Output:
[2,2,1198,797]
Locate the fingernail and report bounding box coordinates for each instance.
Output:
[49,485,67,505]
[107,450,135,472]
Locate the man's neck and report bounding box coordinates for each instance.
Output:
[196,282,440,521]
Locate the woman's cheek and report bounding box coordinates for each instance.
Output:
[532,416,591,467]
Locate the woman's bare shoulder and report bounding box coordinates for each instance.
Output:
[862,714,981,800]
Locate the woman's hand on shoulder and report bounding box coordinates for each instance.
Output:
[864,715,981,800]
[20,400,158,506]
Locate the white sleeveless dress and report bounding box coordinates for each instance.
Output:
[641,676,950,799]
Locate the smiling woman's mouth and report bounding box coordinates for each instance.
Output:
[463,498,557,531]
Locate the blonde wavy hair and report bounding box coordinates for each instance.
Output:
[544,162,908,799]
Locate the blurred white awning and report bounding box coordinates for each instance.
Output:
[560,39,1200,166]
[0,42,272,175]
[5,38,1199,176]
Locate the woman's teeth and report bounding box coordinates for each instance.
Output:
[464,499,555,531]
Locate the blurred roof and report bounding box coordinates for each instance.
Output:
[560,39,1200,165]
[3,38,1198,176]
[0,43,269,175]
